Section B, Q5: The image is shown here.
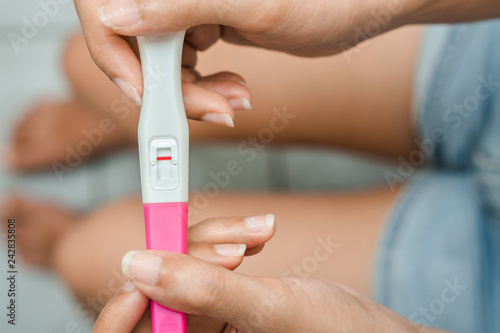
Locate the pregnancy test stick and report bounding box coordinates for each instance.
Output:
[137,32,188,333]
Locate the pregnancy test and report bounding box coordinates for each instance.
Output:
[137,32,188,333]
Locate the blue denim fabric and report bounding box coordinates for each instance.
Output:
[375,20,500,333]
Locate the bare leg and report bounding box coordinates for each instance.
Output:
[37,26,420,306]
[64,26,422,159]
[52,186,399,308]
[63,33,141,138]
[192,25,422,159]
[187,188,401,297]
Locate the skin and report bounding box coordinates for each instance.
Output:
[5,22,421,275]
[1,197,79,266]
[50,186,399,305]
[63,31,253,126]
[5,101,134,172]
[6,24,420,170]
[73,0,500,105]
[88,213,277,333]
[6,20,437,332]
[2,191,444,332]
[91,224,450,333]
[11,0,499,328]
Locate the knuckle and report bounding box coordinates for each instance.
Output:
[191,267,230,313]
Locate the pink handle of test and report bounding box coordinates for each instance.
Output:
[144,203,188,333]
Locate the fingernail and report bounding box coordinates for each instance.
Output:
[122,280,136,292]
[202,113,235,127]
[113,78,142,107]
[229,98,252,110]
[214,244,246,257]
[245,214,275,232]
[98,0,140,30]
[122,251,162,286]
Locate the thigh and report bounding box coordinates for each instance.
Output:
[54,186,401,303]
[193,26,423,159]
[189,187,403,298]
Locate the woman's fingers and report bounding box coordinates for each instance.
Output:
[75,0,248,110]
[188,215,276,249]
[197,71,246,85]
[188,243,246,270]
[96,0,240,35]
[186,215,276,269]
[182,84,236,127]
[179,71,252,127]
[121,251,272,331]
[99,252,420,333]
[75,0,144,105]
[185,25,222,51]
[80,0,238,105]
[92,282,149,333]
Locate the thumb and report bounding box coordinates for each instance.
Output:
[97,0,242,35]
[121,250,276,332]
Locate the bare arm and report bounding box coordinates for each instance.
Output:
[408,0,500,23]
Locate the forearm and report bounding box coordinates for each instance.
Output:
[403,0,500,24]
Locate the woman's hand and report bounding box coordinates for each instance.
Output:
[92,214,277,332]
[174,67,252,127]
[74,0,415,105]
[91,214,443,333]
[74,0,500,107]
[93,255,425,333]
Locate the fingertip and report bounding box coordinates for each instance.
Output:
[85,32,143,107]
[244,214,275,233]
[187,242,244,270]
[121,280,136,292]
[93,280,149,332]
[228,98,252,111]
[112,77,142,107]
[183,83,236,124]
[213,244,247,257]
[201,113,235,128]
[97,6,119,31]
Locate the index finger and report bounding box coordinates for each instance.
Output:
[92,282,149,333]
[74,0,144,106]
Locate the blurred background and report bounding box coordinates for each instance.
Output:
[0,1,396,332]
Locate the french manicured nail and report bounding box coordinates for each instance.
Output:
[121,280,136,292]
[214,244,246,257]
[245,214,275,232]
[229,98,252,110]
[98,0,140,30]
[113,78,142,107]
[202,113,234,127]
[122,251,162,286]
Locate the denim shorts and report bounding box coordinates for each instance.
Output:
[374,20,500,333]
